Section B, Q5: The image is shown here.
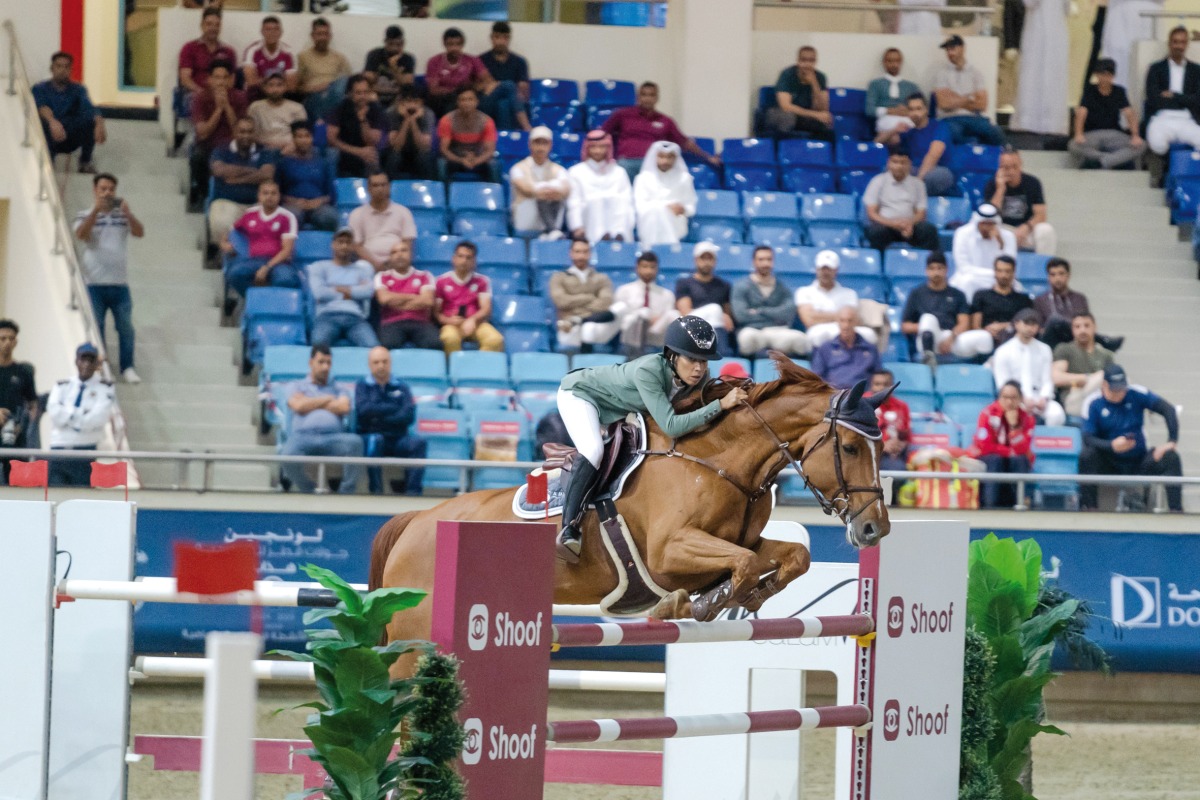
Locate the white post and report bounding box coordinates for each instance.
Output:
[199,632,261,800]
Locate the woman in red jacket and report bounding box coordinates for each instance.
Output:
[971,380,1036,508]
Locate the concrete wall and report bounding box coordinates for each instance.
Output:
[0,0,62,89]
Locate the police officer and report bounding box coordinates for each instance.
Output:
[46,343,115,486]
[355,346,427,495]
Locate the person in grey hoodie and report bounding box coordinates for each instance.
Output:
[730,246,809,357]
[307,227,379,347]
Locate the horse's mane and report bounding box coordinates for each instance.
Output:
[672,351,832,413]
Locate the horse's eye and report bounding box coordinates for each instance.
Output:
[842,444,859,456]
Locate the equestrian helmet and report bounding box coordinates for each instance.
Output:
[664,315,720,361]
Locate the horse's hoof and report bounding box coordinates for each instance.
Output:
[556,538,582,564]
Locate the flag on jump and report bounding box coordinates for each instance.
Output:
[174,540,260,595]
[9,459,49,499]
[90,461,130,500]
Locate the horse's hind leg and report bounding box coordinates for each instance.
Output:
[649,588,692,620]
[739,537,813,613]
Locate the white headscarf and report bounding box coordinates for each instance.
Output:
[638,141,689,187]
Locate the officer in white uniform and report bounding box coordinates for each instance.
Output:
[46,343,114,486]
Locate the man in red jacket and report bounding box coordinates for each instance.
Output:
[970,380,1036,508]
[869,369,911,474]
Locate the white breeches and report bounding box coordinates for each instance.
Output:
[1146,110,1200,155]
[736,326,811,356]
[556,389,604,468]
[806,322,879,349]
[916,313,994,357]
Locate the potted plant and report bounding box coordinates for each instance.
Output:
[275,564,465,800]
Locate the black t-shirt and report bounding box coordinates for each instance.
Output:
[479,50,529,85]
[969,289,1033,327]
[982,174,1046,227]
[364,48,416,105]
[674,276,731,310]
[902,284,969,330]
[0,362,36,414]
[1079,84,1130,132]
[329,99,387,176]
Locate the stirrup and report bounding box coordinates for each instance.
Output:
[556,525,582,564]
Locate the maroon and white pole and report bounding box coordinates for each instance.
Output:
[547,704,871,744]
[552,614,874,648]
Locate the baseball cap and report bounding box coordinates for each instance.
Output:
[1103,363,1128,389]
[718,362,750,380]
[1013,308,1040,325]
[940,35,965,49]
[334,226,355,239]
[76,343,99,359]
[529,125,553,142]
[693,241,720,257]
[815,249,840,269]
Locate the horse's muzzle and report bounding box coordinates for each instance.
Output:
[846,515,890,549]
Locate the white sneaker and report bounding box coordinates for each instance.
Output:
[122,367,142,384]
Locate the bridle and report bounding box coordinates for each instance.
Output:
[638,379,885,538]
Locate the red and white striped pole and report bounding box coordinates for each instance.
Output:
[552,614,874,648]
[547,704,871,744]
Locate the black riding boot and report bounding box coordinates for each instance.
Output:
[556,459,599,564]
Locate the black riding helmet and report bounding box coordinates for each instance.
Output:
[663,315,720,361]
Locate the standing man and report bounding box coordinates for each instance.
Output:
[765,46,834,140]
[877,94,955,197]
[46,343,114,487]
[1052,312,1115,416]
[295,17,352,122]
[931,36,1006,145]
[435,241,505,353]
[425,28,489,116]
[1080,364,1183,512]
[509,126,570,238]
[178,8,237,99]
[33,52,106,174]
[984,149,1057,253]
[1069,57,1146,169]
[347,170,418,270]
[674,242,734,354]
[0,320,38,485]
[794,249,875,348]
[863,150,940,252]
[74,172,144,384]
[900,251,992,367]
[601,82,721,177]
[282,344,362,495]
[611,251,677,356]
[811,307,883,389]
[865,48,922,135]
[988,308,1065,425]
[1142,26,1200,185]
[479,22,530,102]
[363,25,415,108]
[968,255,1033,349]
[374,241,441,350]
[550,239,618,352]
[307,227,379,348]
[731,246,809,357]
[356,346,426,496]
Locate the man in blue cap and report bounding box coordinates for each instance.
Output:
[46,343,115,486]
[1079,364,1183,512]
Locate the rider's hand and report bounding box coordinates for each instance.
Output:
[719,387,749,410]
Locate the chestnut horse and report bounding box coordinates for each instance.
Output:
[370,354,892,666]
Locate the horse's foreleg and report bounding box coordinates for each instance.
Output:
[653,527,760,621]
[740,537,813,613]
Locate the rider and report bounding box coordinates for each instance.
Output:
[554,315,749,562]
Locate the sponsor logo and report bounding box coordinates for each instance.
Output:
[467,604,490,650]
[1111,575,1160,628]
[480,421,521,435]
[417,419,459,434]
[909,601,955,634]
[493,611,544,647]
[881,700,952,740]
[886,597,904,638]
[489,723,539,760]
[462,718,483,765]
[882,700,900,741]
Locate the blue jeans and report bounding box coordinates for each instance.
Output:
[49,445,97,487]
[281,431,363,493]
[363,433,427,494]
[941,115,1006,146]
[979,453,1030,508]
[477,80,527,130]
[303,77,348,123]
[226,257,302,298]
[284,203,340,232]
[88,285,135,372]
[311,312,380,347]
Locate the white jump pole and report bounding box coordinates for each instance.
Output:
[199,632,261,800]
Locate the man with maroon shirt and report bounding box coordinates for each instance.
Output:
[869,368,911,474]
[374,241,440,350]
[424,27,489,116]
[601,82,719,178]
[221,181,300,299]
[188,60,247,212]
[178,8,237,97]
[242,15,295,95]
[434,241,504,353]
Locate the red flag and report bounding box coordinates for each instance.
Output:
[174,540,260,595]
[90,461,128,488]
[9,459,49,488]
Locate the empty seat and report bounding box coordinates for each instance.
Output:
[510,352,570,391]
[688,162,721,191]
[801,193,858,224]
[493,294,551,328]
[724,167,778,192]
[529,78,579,106]
[778,139,834,168]
[335,177,367,209]
[925,196,971,230]
[245,320,306,369]
[469,410,534,490]
[883,248,932,278]
[479,266,528,296]
[449,182,505,212]
[1030,425,1083,509]
[748,222,802,247]
[295,231,334,263]
[551,131,583,164]
[449,350,513,411]
[941,396,990,430]
[838,274,889,302]
[721,137,775,166]
[936,363,995,401]
[1016,252,1051,282]
[392,180,447,210]
[742,191,799,223]
[495,130,530,159]
[772,245,817,276]
[885,361,936,414]
[650,242,693,272]
[414,235,463,272]
[501,326,552,354]
[415,407,472,489]
[690,219,743,244]
[719,243,755,275]
[835,141,888,171]
[828,87,868,115]
[585,79,636,108]
[331,346,372,382]
[529,238,572,268]
[957,173,990,207]
[836,169,875,197]
[593,240,639,269]
[531,103,585,132]
[392,348,449,404]
[947,144,1002,175]
[475,236,527,268]
[781,168,836,194]
[909,420,960,450]
[826,247,880,275]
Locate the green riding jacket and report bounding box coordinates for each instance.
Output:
[559,353,723,438]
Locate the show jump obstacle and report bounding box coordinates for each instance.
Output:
[1,500,967,800]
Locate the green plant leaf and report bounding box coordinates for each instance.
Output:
[330,614,373,648]
[302,563,364,615]
[305,723,356,752]
[1015,538,1043,612]
[335,649,391,696]
[322,746,379,800]
[1019,601,1079,652]
[362,588,427,630]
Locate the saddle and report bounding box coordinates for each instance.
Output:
[542,417,643,497]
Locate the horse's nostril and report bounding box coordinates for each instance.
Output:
[862,522,877,541]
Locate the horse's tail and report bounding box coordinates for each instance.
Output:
[368,510,419,592]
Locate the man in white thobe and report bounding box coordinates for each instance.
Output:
[567,129,633,244]
[633,141,697,246]
[951,204,1018,302]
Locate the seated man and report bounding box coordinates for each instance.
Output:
[901,250,992,367]
[865,48,922,135]
[208,115,275,250]
[566,130,633,244]
[794,249,876,348]
[1052,312,1114,417]
[969,255,1033,349]
[294,17,352,122]
[1033,256,1122,351]
[764,46,834,140]
[931,36,1006,145]
[307,227,379,348]
[969,380,1035,509]
[363,25,415,108]
[674,241,734,354]
[348,171,418,270]
[247,71,306,151]
[611,251,677,357]
[869,368,911,474]
[328,74,386,179]
[509,126,569,238]
[355,346,426,495]
[178,7,237,102]
[437,88,500,182]
[188,59,247,212]
[632,142,696,247]
[811,307,883,389]
[1143,26,1200,185]
[221,181,301,300]
[950,203,1017,302]
[1080,364,1183,512]
[550,239,618,352]
[877,93,955,197]
[374,240,440,350]
[282,344,362,495]
[0,320,39,483]
[475,71,531,132]
[277,121,339,231]
[983,149,1057,254]
[479,21,530,102]
[33,51,106,173]
[425,27,488,116]
[241,15,294,96]
[1069,58,1146,170]
[988,308,1066,425]
[731,246,809,357]
[601,81,720,177]
[384,86,437,180]
[434,240,505,353]
[46,343,113,487]
[863,150,940,252]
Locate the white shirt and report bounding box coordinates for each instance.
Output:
[47,373,115,448]
[793,280,860,313]
[613,279,677,339]
[951,222,1017,274]
[1169,58,1187,94]
[990,336,1055,402]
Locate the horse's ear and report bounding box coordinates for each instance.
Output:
[865,382,898,408]
[844,380,867,410]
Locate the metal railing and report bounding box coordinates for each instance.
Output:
[2,20,132,453]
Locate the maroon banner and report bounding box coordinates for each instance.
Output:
[430,521,557,800]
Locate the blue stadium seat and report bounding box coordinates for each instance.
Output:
[909,420,960,450]
[695,189,741,219]
[392,348,449,405]
[415,407,472,489]
[531,102,585,132]
[529,78,579,106]
[884,361,936,413]
[925,196,971,230]
[1170,177,1200,224]
[449,182,505,212]
[836,141,888,171]
[529,238,572,269]
[1030,426,1083,509]
[295,231,334,263]
[453,214,508,237]
[517,391,558,423]
[245,320,306,369]
[414,235,463,272]
[827,247,880,275]
[449,350,513,411]
[392,180,447,210]
[688,163,721,190]
[480,266,528,296]
[651,243,693,272]
[719,243,756,275]
[800,193,858,224]
[551,131,583,164]
[262,345,312,385]
[753,357,780,383]
[772,245,817,276]
[495,130,530,159]
[837,169,875,197]
[724,167,778,192]
[335,177,366,209]
[722,137,776,166]
[883,248,931,279]
[1016,252,1051,283]
[502,327,552,354]
[510,352,570,392]
[941,396,989,430]
[748,222,802,247]
[839,274,889,302]
[957,173,990,207]
[778,139,834,168]
[469,410,534,490]
[936,363,995,403]
[828,88,868,115]
[572,353,625,369]
[585,79,636,108]
[330,346,371,383]
[781,168,837,194]
[244,287,305,324]
[742,191,799,223]
[690,219,744,245]
[805,225,859,249]
[833,117,874,144]
[476,236,527,268]
[586,107,615,130]
[593,240,639,269]
[888,276,924,308]
[493,294,551,329]
[947,144,1002,175]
